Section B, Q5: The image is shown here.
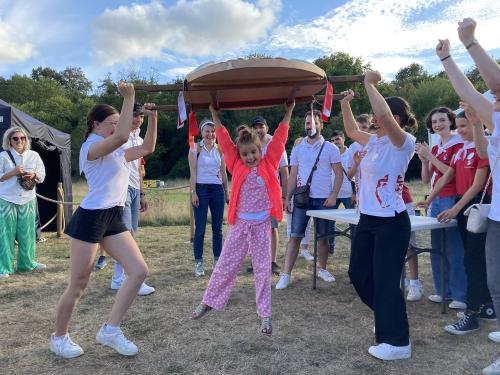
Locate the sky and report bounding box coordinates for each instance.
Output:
[0,0,499,88]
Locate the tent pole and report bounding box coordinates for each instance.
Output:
[57,183,64,238]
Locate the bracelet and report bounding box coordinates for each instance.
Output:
[465,39,478,50]
[440,55,451,62]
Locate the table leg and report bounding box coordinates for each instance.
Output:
[313,218,317,290]
[440,228,447,314]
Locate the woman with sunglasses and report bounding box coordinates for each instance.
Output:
[0,127,46,279]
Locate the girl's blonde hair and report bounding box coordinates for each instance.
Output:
[2,127,31,152]
[236,127,261,152]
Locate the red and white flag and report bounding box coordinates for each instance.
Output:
[177,91,187,129]
[322,80,333,122]
[188,111,198,150]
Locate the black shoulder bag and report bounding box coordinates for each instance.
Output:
[6,151,37,191]
[293,142,326,208]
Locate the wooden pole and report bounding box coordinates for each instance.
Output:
[56,182,64,238]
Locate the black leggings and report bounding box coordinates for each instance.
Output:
[348,211,410,346]
[456,195,492,312]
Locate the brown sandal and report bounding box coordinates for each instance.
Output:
[191,303,212,320]
[261,317,272,335]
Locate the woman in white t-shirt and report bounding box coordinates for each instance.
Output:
[50,83,157,359]
[341,71,417,361]
[188,119,229,277]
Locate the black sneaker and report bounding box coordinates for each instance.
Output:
[247,265,253,273]
[271,262,280,275]
[457,304,497,321]
[445,312,480,335]
[479,303,496,321]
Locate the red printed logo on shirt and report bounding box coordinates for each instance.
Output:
[375,174,391,208]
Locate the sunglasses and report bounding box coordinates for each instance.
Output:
[11,136,26,141]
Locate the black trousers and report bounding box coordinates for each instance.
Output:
[456,195,492,312]
[348,211,410,346]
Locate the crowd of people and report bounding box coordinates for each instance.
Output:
[0,16,497,374]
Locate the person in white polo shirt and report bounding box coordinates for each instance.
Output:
[50,83,157,359]
[276,109,343,289]
[341,71,417,361]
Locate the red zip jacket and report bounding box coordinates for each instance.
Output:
[215,122,289,224]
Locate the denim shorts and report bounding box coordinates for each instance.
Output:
[290,197,331,238]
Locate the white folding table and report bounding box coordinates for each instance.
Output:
[306,208,457,313]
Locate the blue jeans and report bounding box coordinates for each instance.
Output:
[328,197,354,254]
[123,185,140,232]
[290,198,331,238]
[193,183,224,262]
[429,195,467,302]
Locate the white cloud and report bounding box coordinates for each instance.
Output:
[92,0,282,65]
[0,19,36,63]
[267,0,500,76]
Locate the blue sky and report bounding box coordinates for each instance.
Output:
[1,0,499,88]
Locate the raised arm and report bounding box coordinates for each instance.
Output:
[88,82,135,160]
[340,90,371,146]
[210,105,238,172]
[462,101,489,159]
[436,39,493,132]
[125,103,158,162]
[265,101,294,168]
[364,71,407,148]
[458,18,500,101]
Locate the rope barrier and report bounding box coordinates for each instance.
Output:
[35,184,190,206]
[40,213,57,230]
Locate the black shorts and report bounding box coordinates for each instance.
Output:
[64,206,128,243]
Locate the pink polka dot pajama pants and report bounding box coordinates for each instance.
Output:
[202,218,272,318]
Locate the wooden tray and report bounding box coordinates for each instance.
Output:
[184,58,326,110]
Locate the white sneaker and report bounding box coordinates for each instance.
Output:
[138,282,155,296]
[96,324,138,356]
[489,332,500,344]
[50,333,84,359]
[110,276,123,290]
[449,300,467,310]
[406,284,423,301]
[194,261,205,277]
[275,273,291,290]
[299,249,314,262]
[34,263,47,271]
[428,294,443,303]
[483,357,500,375]
[318,269,335,283]
[368,342,411,360]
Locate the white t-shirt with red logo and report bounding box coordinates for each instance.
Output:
[488,111,500,221]
[358,133,416,217]
[290,136,341,199]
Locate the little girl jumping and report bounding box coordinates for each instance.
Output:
[191,101,294,335]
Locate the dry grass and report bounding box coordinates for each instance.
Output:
[0,224,497,375]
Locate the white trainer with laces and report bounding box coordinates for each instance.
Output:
[96,325,138,356]
[489,332,500,344]
[368,343,411,360]
[299,249,314,262]
[406,284,423,301]
[50,333,84,359]
[138,282,155,296]
[275,273,291,289]
[194,261,205,277]
[318,269,335,283]
[483,357,500,375]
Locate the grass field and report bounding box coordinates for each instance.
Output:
[0,217,498,374]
